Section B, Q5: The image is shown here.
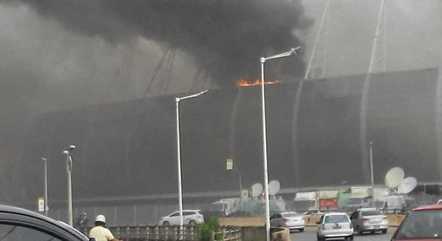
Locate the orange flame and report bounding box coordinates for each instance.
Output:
[237,79,280,87]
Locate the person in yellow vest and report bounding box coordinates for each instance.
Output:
[89,215,119,241]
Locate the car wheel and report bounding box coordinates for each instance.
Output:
[163,221,170,226]
[299,228,304,232]
[382,229,387,234]
[345,236,353,241]
[189,220,196,225]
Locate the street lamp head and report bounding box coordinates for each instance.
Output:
[289,46,302,55]
[63,150,69,155]
[177,89,209,101]
[69,145,76,150]
[41,157,47,161]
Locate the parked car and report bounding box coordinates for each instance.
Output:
[317,212,354,241]
[0,204,88,241]
[270,211,305,232]
[392,204,442,241]
[159,210,204,225]
[350,208,388,234]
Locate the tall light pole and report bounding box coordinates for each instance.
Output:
[260,47,300,241]
[369,141,375,194]
[175,90,208,228]
[42,157,48,216]
[63,145,76,226]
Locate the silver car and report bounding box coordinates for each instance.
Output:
[317,212,354,241]
[270,211,305,232]
[350,208,388,234]
[159,210,205,225]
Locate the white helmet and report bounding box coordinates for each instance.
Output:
[95,214,106,223]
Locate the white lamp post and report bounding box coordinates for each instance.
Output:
[260,47,300,241]
[175,90,208,228]
[63,144,76,226]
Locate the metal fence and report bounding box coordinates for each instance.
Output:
[214,228,241,241]
[107,225,241,241]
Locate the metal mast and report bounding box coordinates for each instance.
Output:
[360,0,386,183]
[292,0,331,185]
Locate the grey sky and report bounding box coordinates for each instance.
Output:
[301,0,442,78]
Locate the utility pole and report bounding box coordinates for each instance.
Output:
[42,157,48,216]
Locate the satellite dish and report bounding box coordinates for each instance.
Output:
[398,177,418,194]
[251,183,263,197]
[269,180,281,196]
[385,167,405,189]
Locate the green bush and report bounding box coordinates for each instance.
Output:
[199,217,220,241]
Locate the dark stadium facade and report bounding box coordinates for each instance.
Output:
[17,68,441,223]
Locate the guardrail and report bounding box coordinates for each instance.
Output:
[214,227,241,241]
[108,225,241,241]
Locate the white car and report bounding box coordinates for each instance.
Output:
[159,210,204,225]
[270,211,305,232]
[317,212,354,241]
[350,208,388,234]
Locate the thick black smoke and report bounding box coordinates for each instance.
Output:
[8,0,310,84]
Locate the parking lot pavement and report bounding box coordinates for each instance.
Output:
[290,228,394,241]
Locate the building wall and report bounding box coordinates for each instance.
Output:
[18,68,440,206]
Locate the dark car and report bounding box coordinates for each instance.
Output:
[0,204,89,241]
[392,204,442,241]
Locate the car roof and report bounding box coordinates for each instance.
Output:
[357,208,378,211]
[280,211,298,214]
[323,212,348,216]
[412,204,442,211]
[173,209,200,212]
[0,204,61,223]
[0,204,87,240]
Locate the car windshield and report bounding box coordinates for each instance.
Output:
[395,210,442,239]
[324,215,349,223]
[360,210,381,216]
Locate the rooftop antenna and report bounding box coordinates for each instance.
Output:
[385,167,405,191]
[398,177,418,194]
[251,183,263,199]
[268,180,281,196]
